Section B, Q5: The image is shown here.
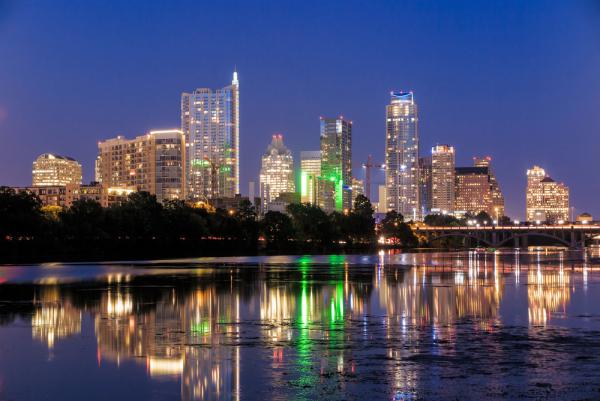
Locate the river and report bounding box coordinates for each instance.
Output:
[1,249,599,400]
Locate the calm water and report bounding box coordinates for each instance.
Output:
[1,249,600,401]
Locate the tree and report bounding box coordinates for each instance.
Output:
[105,192,163,239]
[0,187,45,239]
[162,200,208,240]
[424,213,461,226]
[475,211,492,225]
[286,203,334,246]
[347,195,375,244]
[380,211,417,246]
[261,211,295,248]
[60,198,106,240]
[235,199,259,246]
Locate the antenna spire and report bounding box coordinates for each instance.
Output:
[232,66,239,85]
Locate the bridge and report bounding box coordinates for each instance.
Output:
[415,225,600,249]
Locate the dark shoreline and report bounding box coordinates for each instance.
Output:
[0,239,395,264]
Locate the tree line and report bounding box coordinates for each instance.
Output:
[0,187,418,262]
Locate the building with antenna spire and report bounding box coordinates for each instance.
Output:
[181,70,240,201]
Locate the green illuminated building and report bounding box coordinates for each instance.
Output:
[300,150,321,205]
[318,117,352,212]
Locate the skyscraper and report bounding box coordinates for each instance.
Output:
[182,71,239,201]
[259,135,295,211]
[385,91,419,220]
[526,166,569,223]
[418,156,432,216]
[96,129,186,203]
[300,150,321,205]
[319,116,352,212]
[377,184,387,214]
[32,153,82,187]
[454,156,505,218]
[473,156,505,218]
[431,145,455,213]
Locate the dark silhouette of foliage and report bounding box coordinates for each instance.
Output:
[60,198,107,240]
[0,186,45,239]
[424,213,462,226]
[286,203,334,245]
[162,200,208,240]
[261,211,295,248]
[0,189,423,261]
[380,210,417,246]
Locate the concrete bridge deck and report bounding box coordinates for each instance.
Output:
[415,225,600,248]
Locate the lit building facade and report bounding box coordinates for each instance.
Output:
[181,71,239,201]
[32,153,82,187]
[300,150,321,205]
[351,177,364,200]
[14,185,73,208]
[526,166,569,223]
[259,135,295,211]
[96,129,186,203]
[319,117,352,212]
[377,184,387,214]
[13,183,131,208]
[473,156,505,217]
[454,157,505,218]
[431,145,455,213]
[385,91,419,219]
[418,156,432,217]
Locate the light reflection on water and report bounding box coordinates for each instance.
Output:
[0,250,600,400]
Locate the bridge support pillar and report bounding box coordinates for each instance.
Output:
[514,235,519,248]
[521,235,528,249]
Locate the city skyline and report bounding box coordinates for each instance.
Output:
[1,1,600,219]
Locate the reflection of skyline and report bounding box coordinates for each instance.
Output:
[527,269,571,325]
[15,252,596,400]
[31,286,81,349]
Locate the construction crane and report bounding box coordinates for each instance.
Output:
[361,154,385,200]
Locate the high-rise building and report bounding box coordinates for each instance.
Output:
[351,177,364,200]
[385,91,419,219]
[259,135,295,211]
[377,184,387,214]
[248,181,256,208]
[32,153,82,187]
[96,129,186,203]
[431,145,455,213]
[418,156,432,216]
[319,117,352,212]
[300,150,321,176]
[473,156,505,218]
[454,157,505,219]
[526,166,569,223]
[182,71,239,201]
[300,150,321,205]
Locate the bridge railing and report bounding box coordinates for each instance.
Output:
[415,225,600,231]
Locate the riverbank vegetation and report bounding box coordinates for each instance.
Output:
[0,187,418,262]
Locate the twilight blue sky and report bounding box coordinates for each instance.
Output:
[0,0,599,218]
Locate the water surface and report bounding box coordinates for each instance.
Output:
[1,249,600,400]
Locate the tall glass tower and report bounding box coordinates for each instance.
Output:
[260,134,295,211]
[319,116,352,212]
[181,71,239,200]
[385,91,419,219]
